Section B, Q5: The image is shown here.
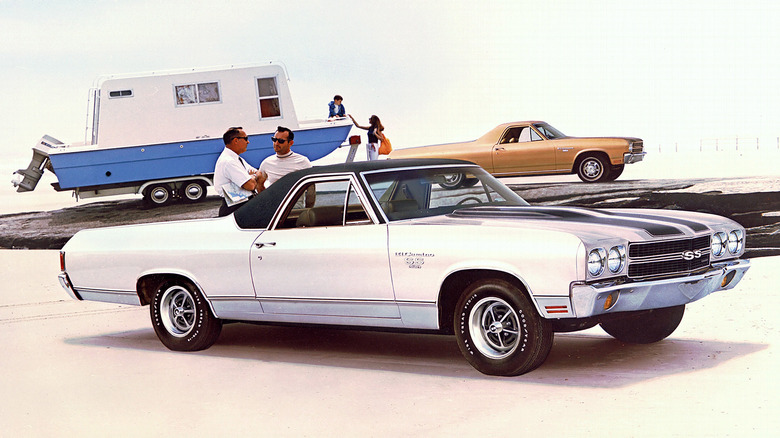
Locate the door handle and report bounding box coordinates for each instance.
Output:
[494,147,505,152]
[255,242,276,248]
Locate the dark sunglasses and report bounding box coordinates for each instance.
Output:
[271,137,287,144]
[234,136,248,141]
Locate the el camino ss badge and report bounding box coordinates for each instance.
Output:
[682,250,703,260]
[395,252,434,269]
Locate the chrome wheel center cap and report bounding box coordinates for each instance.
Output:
[489,321,503,333]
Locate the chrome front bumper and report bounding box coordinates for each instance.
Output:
[624,151,646,164]
[570,259,750,318]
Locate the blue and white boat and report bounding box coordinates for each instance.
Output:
[13,63,353,205]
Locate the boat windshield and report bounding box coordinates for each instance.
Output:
[363,166,529,221]
[534,123,566,139]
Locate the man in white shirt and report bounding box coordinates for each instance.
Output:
[259,126,312,185]
[214,127,267,217]
[259,126,315,207]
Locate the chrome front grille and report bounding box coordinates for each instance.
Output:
[627,235,711,279]
[630,141,644,153]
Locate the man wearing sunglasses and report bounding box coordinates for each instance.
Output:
[214,126,267,217]
[258,126,314,207]
[258,126,312,186]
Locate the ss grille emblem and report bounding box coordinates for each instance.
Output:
[682,250,703,260]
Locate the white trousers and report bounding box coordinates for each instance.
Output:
[366,142,379,161]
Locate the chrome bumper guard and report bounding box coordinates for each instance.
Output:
[58,272,82,301]
[624,151,646,164]
[570,259,750,318]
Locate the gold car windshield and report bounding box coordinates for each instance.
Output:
[363,166,529,221]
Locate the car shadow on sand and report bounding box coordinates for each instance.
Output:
[66,322,766,387]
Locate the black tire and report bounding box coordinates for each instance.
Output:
[454,279,553,376]
[463,177,479,188]
[439,173,465,190]
[143,184,172,206]
[576,155,611,183]
[151,280,222,351]
[605,165,625,181]
[181,181,207,202]
[600,305,685,344]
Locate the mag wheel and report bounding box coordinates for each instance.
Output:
[151,281,222,351]
[576,155,610,182]
[600,305,685,344]
[454,279,553,376]
[439,173,465,190]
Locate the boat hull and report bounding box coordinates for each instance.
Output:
[48,124,352,190]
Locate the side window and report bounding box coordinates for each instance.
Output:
[174,82,221,106]
[257,77,281,118]
[500,127,523,144]
[276,180,371,229]
[530,128,542,141]
[518,127,532,142]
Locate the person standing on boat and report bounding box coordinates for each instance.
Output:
[349,114,384,161]
[328,95,346,119]
[215,127,267,217]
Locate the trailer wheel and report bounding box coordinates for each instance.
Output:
[144,184,171,206]
[182,181,207,202]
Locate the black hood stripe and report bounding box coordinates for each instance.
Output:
[600,211,709,232]
[451,206,686,237]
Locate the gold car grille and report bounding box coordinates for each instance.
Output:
[630,141,644,153]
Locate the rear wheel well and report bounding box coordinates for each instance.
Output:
[136,274,195,306]
[437,270,531,335]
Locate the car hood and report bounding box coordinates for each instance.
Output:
[410,205,738,244]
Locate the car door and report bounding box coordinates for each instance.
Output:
[250,176,399,319]
[492,125,556,175]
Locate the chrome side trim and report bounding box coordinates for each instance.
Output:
[569,259,750,318]
[73,287,142,306]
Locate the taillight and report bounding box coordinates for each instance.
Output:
[60,251,66,271]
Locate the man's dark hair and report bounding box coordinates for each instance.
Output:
[223,126,243,145]
[276,126,294,141]
[334,95,343,101]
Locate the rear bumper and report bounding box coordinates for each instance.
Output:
[569,259,750,318]
[624,151,646,164]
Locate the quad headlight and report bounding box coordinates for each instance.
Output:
[588,248,607,276]
[588,245,626,277]
[727,230,744,254]
[711,232,727,257]
[608,245,626,273]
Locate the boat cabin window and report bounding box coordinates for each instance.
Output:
[108,89,133,98]
[174,82,221,106]
[257,77,281,118]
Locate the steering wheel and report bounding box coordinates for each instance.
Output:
[456,196,482,206]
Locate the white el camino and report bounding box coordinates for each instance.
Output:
[58,159,750,376]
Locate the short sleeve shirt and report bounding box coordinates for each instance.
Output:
[259,151,312,187]
[214,148,257,198]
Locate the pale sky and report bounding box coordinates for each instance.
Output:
[2,0,779,162]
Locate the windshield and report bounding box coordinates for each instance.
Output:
[363,166,529,221]
[533,123,566,139]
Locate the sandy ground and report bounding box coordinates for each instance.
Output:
[1,249,777,437]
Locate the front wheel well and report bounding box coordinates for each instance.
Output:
[437,269,531,335]
[136,273,196,306]
[572,150,611,173]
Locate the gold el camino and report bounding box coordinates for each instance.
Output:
[389,121,645,186]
